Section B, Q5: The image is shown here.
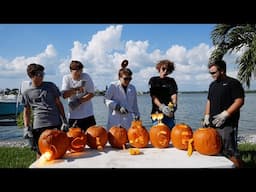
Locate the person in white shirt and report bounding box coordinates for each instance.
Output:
[61,60,96,132]
[104,59,140,130]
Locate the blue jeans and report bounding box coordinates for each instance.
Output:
[152,116,175,129]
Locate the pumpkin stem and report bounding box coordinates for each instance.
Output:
[187,138,194,157]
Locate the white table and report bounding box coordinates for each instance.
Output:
[29,144,235,168]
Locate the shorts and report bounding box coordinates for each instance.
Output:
[152,116,175,129]
[69,115,96,132]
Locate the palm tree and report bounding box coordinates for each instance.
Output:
[209,24,256,88]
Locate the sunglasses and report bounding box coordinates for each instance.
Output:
[161,67,170,72]
[209,71,218,75]
[34,71,45,77]
[123,77,132,81]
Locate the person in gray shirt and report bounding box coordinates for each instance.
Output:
[22,63,68,159]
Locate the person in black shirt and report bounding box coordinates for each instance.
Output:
[202,59,245,167]
[148,59,178,129]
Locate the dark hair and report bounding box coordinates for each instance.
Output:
[156,59,175,74]
[70,60,84,70]
[208,59,226,73]
[118,59,132,78]
[27,63,45,78]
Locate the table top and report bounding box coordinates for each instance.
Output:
[30,144,235,168]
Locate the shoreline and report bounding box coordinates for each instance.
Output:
[1,134,256,148]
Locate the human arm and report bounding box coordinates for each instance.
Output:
[202,100,210,127]
[23,106,33,138]
[61,75,85,99]
[55,97,69,131]
[62,87,84,99]
[212,98,244,127]
[169,93,177,112]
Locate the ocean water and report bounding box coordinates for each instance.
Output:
[0,92,255,141]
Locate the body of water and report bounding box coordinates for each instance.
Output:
[0,92,255,141]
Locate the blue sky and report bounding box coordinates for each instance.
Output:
[1,24,255,92]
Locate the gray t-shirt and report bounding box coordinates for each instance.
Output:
[22,81,62,129]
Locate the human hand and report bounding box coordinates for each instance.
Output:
[168,102,177,112]
[23,126,33,139]
[68,97,81,110]
[115,104,128,114]
[61,117,69,132]
[201,114,210,127]
[212,110,229,127]
[159,104,173,118]
[134,115,140,121]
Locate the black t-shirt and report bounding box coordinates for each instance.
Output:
[148,76,178,114]
[208,76,245,126]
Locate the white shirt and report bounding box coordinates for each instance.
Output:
[61,73,95,119]
[104,80,140,130]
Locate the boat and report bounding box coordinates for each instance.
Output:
[0,94,24,119]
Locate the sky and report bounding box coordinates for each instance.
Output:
[0,24,255,92]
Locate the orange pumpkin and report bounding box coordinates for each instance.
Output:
[67,127,87,152]
[171,123,193,150]
[38,129,70,161]
[108,125,128,149]
[149,122,170,148]
[86,125,108,150]
[193,127,222,155]
[127,120,149,148]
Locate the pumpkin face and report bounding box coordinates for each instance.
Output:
[149,123,170,148]
[85,125,108,150]
[193,128,222,155]
[171,123,193,150]
[38,129,70,161]
[67,127,87,152]
[108,126,128,149]
[127,120,149,148]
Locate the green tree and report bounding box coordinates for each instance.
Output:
[209,24,256,88]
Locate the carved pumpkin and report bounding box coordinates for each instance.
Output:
[171,123,193,150]
[38,129,70,161]
[67,127,87,152]
[193,128,222,155]
[127,120,149,148]
[149,122,170,148]
[86,125,108,150]
[108,125,128,149]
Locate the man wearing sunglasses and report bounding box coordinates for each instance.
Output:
[148,59,178,129]
[202,59,245,168]
[104,59,140,130]
[22,63,68,159]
